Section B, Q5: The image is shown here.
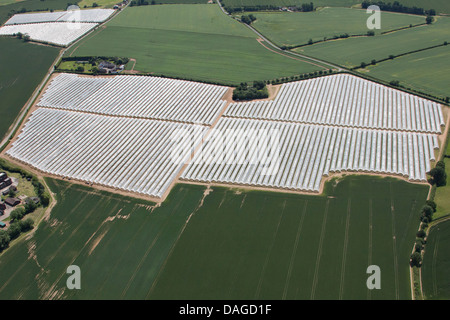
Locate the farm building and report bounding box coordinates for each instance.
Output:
[4,198,20,207]
[0,178,12,190]
[0,202,5,210]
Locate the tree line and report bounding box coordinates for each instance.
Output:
[362,1,436,16]
[223,2,314,14]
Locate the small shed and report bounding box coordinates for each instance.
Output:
[5,197,20,207]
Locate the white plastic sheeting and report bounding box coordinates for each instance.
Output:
[0,22,97,46]
[38,73,228,125]
[181,118,439,192]
[7,109,207,198]
[225,74,443,134]
[4,9,115,25]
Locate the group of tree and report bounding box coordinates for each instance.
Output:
[410,200,436,267]
[361,1,436,16]
[270,69,334,85]
[0,159,50,207]
[223,2,314,13]
[15,32,30,42]
[428,160,447,187]
[233,81,268,101]
[0,218,34,252]
[129,0,156,6]
[240,14,256,25]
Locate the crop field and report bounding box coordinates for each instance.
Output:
[0,176,428,299]
[66,4,326,84]
[432,158,450,220]
[0,180,205,299]
[395,0,450,14]
[0,37,59,142]
[149,176,428,299]
[365,45,450,100]
[295,16,450,68]
[0,0,24,6]
[422,219,450,300]
[252,7,425,47]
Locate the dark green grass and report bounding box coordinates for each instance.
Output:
[0,37,59,142]
[295,16,450,68]
[0,179,205,299]
[66,4,326,84]
[0,175,427,299]
[252,7,425,47]
[148,176,427,300]
[422,219,450,300]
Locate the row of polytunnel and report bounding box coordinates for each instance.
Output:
[0,22,98,46]
[7,73,445,198]
[7,109,207,198]
[225,74,444,134]
[4,9,115,25]
[38,73,228,125]
[181,118,440,192]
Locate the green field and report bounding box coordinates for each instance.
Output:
[78,0,120,8]
[0,180,204,299]
[0,0,24,6]
[363,45,450,100]
[432,157,450,220]
[0,38,59,142]
[252,7,425,47]
[0,174,427,299]
[395,0,450,14]
[294,16,450,68]
[66,4,326,84]
[149,177,427,299]
[422,219,450,300]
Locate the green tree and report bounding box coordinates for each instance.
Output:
[410,252,422,267]
[7,223,21,240]
[426,16,433,24]
[429,166,447,187]
[426,200,437,212]
[0,230,10,251]
[10,208,25,222]
[40,192,50,207]
[19,218,34,232]
[421,205,433,219]
[416,229,426,239]
[24,200,37,215]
